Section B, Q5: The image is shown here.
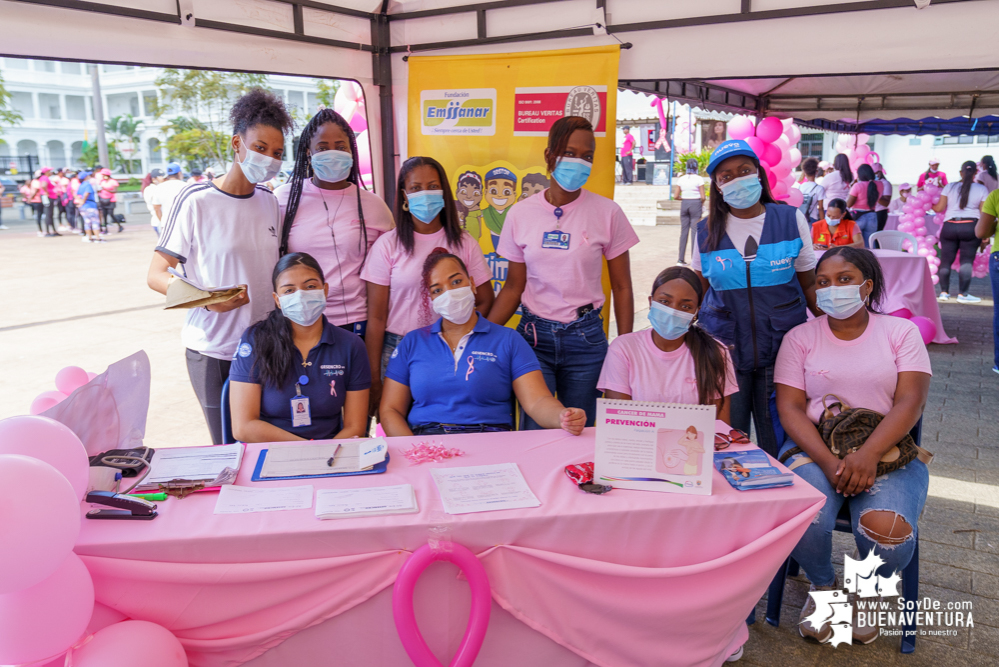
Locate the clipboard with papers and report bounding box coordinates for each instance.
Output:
[251,439,389,482]
[134,443,244,492]
[165,267,245,310]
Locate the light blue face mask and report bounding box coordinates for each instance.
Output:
[279,288,326,326]
[648,301,695,340]
[719,173,763,209]
[406,190,445,224]
[551,157,592,192]
[816,283,869,320]
[311,149,353,183]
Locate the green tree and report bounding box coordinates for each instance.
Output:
[0,73,24,138]
[81,142,123,170]
[315,79,340,111]
[105,114,144,173]
[154,69,267,169]
[162,116,225,172]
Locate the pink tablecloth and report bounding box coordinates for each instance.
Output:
[75,427,824,667]
[820,248,956,344]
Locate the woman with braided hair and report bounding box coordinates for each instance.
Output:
[275,108,395,339]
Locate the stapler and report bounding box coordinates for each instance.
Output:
[86,490,158,520]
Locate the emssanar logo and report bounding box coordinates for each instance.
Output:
[421,89,496,136]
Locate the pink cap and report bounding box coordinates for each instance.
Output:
[40,166,52,174]
[928,158,940,165]
[899,182,912,190]
[872,162,884,173]
[818,161,830,169]
[100,168,111,176]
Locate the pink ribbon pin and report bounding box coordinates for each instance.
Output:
[465,356,475,381]
[715,256,732,270]
[330,380,337,397]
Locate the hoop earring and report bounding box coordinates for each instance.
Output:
[402,200,409,212]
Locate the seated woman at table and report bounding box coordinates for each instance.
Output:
[380,248,586,436]
[229,252,371,442]
[774,247,931,645]
[811,199,862,250]
[597,266,737,423]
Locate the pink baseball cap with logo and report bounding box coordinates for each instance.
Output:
[100,168,111,176]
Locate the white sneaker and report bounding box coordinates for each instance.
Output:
[81,236,92,243]
[37,231,45,237]
[0,224,9,230]
[957,294,982,303]
[725,645,744,662]
[937,292,950,301]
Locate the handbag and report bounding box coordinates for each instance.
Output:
[778,394,933,476]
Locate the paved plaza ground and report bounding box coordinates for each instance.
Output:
[0,202,996,665]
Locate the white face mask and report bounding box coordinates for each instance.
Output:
[236,142,282,184]
[278,289,326,326]
[431,285,475,325]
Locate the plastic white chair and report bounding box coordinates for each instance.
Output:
[869,230,919,254]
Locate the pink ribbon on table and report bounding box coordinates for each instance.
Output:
[330,380,336,397]
[465,356,475,381]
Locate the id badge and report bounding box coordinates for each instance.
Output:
[542,230,571,250]
[291,396,311,427]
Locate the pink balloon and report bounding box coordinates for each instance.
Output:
[0,552,93,664]
[0,454,81,594]
[928,264,938,274]
[785,188,804,207]
[86,372,99,382]
[857,133,871,144]
[393,543,490,667]
[889,308,913,319]
[916,226,927,236]
[788,147,802,168]
[0,416,90,500]
[865,151,881,165]
[762,143,782,167]
[348,110,368,135]
[931,275,939,285]
[355,130,372,180]
[766,170,777,189]
[932,195,941,204]
[774,135,790,151]
[67,621,186,667]
[788,124,802,145]
[756,117,783,143]
[728,116,755,141]
[333,81,364,123]
[772,182,789,199]
[744,136,766,159]
[909,316,937,345]
[772,161,792,180]
[55,366,90,395]
[30,391,65,415]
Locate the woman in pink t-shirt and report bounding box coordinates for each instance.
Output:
[774,247,931,644]
[361,156,493,414]
[845,164,887,247]
[491,116,639,429]
[598,266,737,420]
[277,108,395,336]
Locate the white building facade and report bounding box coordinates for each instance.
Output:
[0,58,326,178]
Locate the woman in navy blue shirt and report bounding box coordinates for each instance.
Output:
[229,252,371,442]
[380,248,586,436]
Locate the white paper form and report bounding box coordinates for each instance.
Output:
[259,438,387,478]
[168,266,238,292]
[430,463,541,515]
[315,484,418,519]
[214,484,314,514]
[142,443,243,486]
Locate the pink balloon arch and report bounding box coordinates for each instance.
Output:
[393,543,491,667]
[727,115,803,207]
[332,81,373,189]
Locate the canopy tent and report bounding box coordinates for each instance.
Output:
[801,114,999,136]
[2,0,996,197]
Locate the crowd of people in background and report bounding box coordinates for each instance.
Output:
[15,166,121,239]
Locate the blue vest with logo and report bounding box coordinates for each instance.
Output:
[696,203,807,372]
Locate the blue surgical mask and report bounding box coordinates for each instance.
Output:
[406,190,445,224]
[311,149,353,183]
[816,284,868,320]
[719,173,763,209]
[648,301,695,340]
[279,289,326,326]
[551,157,591,192]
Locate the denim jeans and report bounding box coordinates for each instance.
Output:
[730,366,780,458]
[380,331,404,382]
[517,306,607,428]
[780,440,928,587]
[412,423,511,435]
[990,252,999,369]
[855,211,878,248]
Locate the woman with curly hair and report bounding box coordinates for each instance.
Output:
[276,108,394,338]
[147,88,294,444]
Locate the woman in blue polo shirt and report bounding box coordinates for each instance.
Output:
[380,248,586,436]
[693,139,818,458]
[229,252,371,442]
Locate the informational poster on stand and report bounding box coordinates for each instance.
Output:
[594,399,716,496]
[408,46,620,330]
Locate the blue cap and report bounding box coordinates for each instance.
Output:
[485,167,517,185]
[706,139,759,176]
[166,162,182,175]
[78,170,92,179]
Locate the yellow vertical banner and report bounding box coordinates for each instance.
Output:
[407,45,620,327]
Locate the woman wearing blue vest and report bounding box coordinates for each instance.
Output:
[692,139,819,457]
[380,248,586,437]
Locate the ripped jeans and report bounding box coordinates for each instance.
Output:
[780,440,928,587]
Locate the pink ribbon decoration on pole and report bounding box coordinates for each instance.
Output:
[392,543,491,667]
[650,97,671,152]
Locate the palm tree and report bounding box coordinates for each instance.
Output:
[105,114,144,173]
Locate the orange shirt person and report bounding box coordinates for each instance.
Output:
[811,199,863,250]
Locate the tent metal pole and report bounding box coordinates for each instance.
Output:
[372,8,396,202]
